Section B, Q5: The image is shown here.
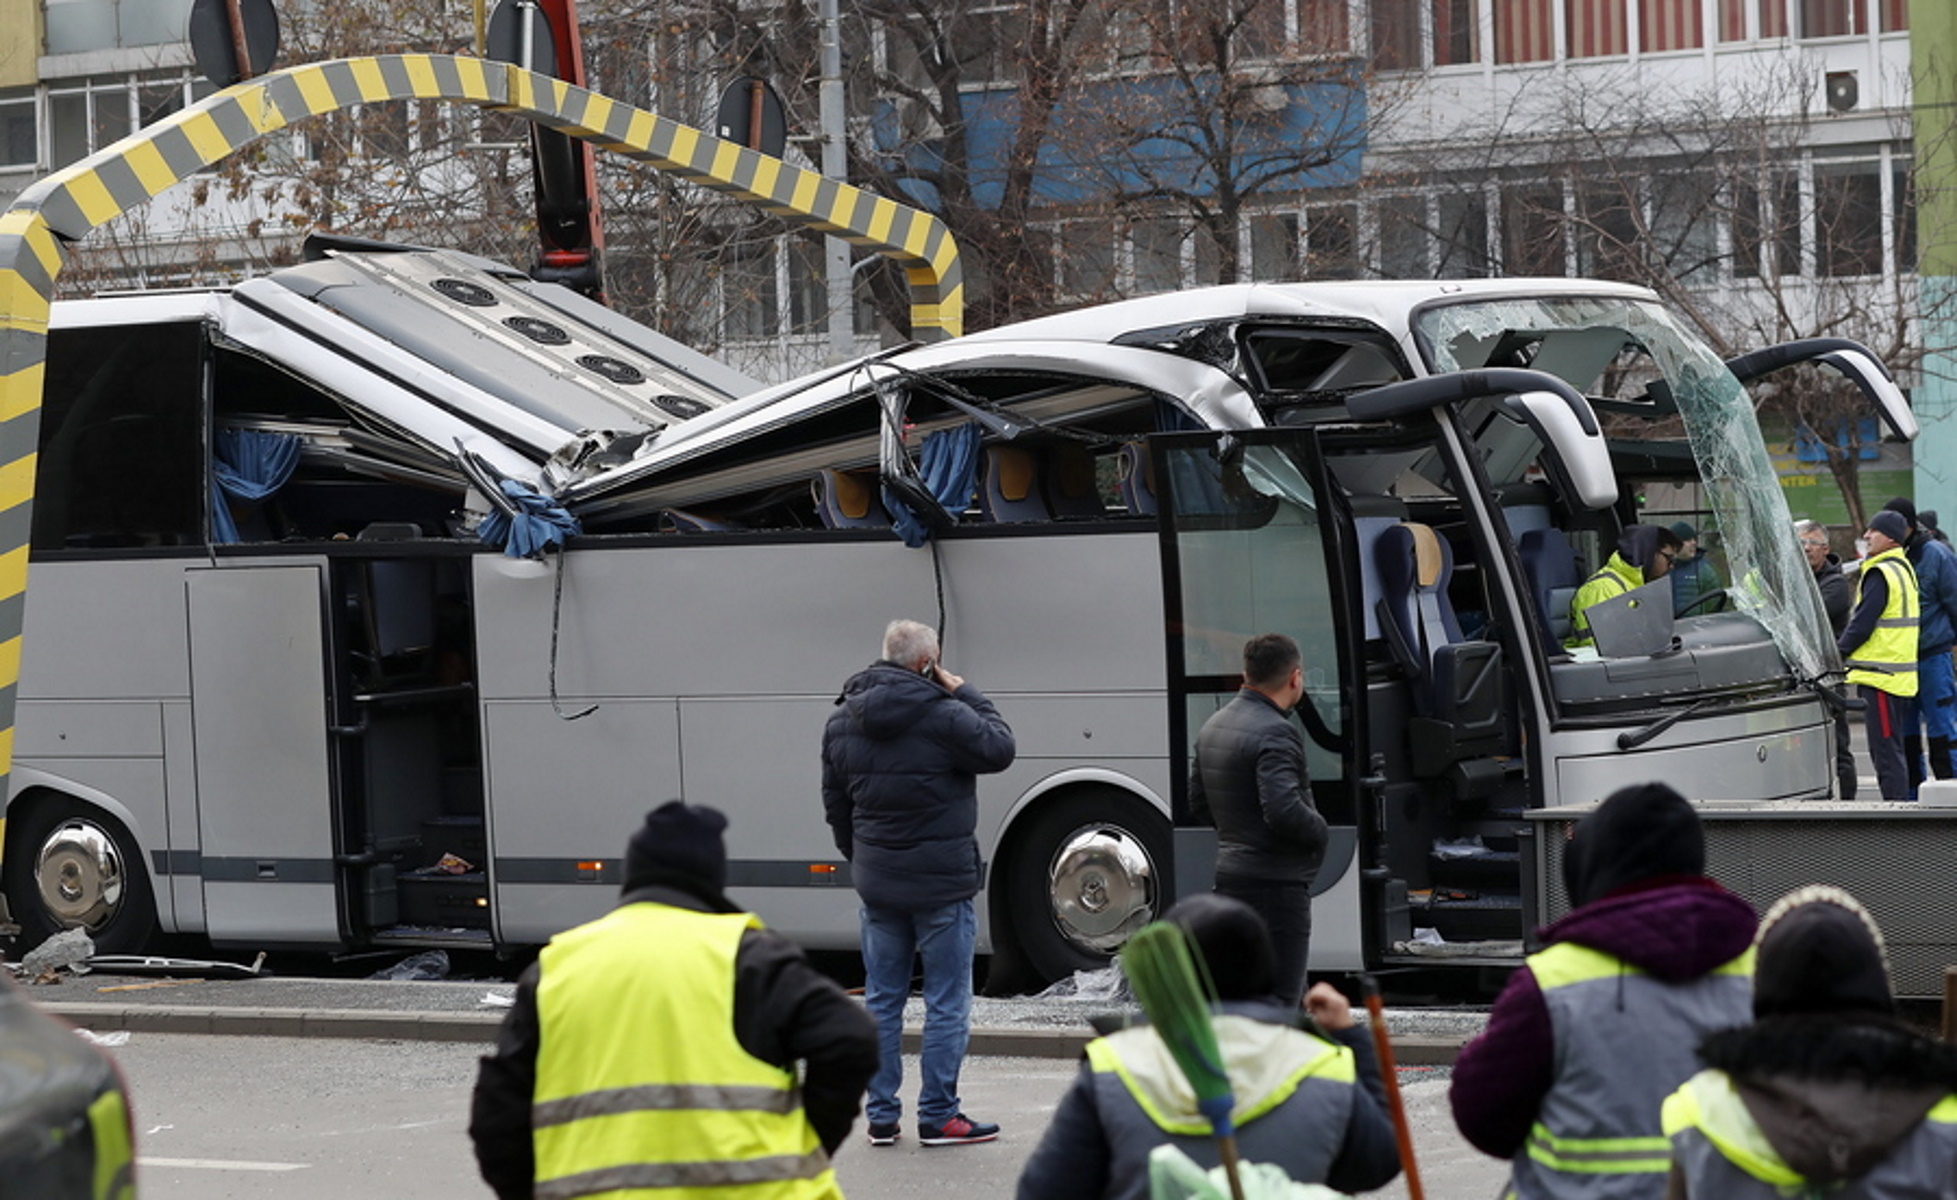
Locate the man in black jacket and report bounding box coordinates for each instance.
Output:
[822,618,1016,1148]
[1189,632,1328,1006]
[1799,520,1855,800]
[469,802,877,1200]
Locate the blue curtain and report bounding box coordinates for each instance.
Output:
[886,422,981,548]
[210,428,303,543]
[478,478,582,558]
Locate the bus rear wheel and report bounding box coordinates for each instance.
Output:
[4,797,156,956]
[1000,793,1168,987]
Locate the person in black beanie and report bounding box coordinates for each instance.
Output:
[470,801,877,1200]
[1879,497,1957,791]
[1664,886,1957,1196]
[1015,894,1401,1200]
[1451,783,1757,1200]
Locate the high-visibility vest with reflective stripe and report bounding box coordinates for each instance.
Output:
[1566,555,1642,649]
[532,903,839,1200]
[1085,1014,1358,1200]
[1664,1070,1957,1198]
[88,1086,134,1200]
[1506,941,1754,1200]
[1845,548,1919,696]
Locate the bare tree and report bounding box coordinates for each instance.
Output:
[1377,58,1939,530]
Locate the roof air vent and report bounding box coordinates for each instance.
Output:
[432,277,497,306]
[577,355,647,386]
[504,315,572,345]
[652,394,713,419]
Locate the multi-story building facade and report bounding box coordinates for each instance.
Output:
[0,0,1945,518]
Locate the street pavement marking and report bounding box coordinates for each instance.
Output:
[139,1157,310,1172]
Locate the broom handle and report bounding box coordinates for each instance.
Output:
[1361,975,1425,1200]
[1215,1133,1247,1200]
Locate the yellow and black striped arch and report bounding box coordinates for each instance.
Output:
[0,53,961,870]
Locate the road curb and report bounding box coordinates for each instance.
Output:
[43,1002,1468,1064]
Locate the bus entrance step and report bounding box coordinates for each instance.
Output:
[1410,889,1523,943]
[1427,848,1520,890]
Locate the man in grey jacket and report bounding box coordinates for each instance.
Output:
[1189,632,1328,1006]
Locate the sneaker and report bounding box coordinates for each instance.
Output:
[918,1113,1000,1146]
[866,1122,901,1146]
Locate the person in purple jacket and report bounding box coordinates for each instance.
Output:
[1448,782,1756,1199]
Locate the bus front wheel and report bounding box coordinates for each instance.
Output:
[999,793,1168,986]
[4,797,156,956]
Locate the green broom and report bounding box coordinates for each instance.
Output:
[1122,921,1245,1200]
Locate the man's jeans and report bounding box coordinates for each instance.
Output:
[860,898,975,1127]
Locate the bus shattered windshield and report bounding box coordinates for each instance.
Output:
[1414,294,1841,686]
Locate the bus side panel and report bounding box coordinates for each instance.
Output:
[479,698,683,944]
[1549,701,1831,804]
[13,560,191,931]
[186,564,342,945]
[473,530,1171,949]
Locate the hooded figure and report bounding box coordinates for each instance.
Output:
[1663,886,1957,1196]
[1566,524,1683,650]
[1015,895,1401,1200]
[1880,496,1957,789]
[470,802,878,1200]
[1450,783,1756,1200]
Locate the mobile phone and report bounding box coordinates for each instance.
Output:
[920,659,937,678]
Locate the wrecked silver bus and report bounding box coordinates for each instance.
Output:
[1,253,1912,987]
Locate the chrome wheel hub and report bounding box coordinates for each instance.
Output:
[35,819,125,931]
[1047,824,1155,954]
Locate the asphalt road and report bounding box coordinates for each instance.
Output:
[107,1036,1508,1199]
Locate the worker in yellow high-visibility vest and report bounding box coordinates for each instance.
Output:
[469,802,878,1200]
[1840,510,1921,801]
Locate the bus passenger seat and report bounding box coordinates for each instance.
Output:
[1117,443,1156,515]
[1043,444,1106,518]
[813,468,891,528]
[978,445,1051,522]
[1375,522,1464,693]
[1518,527,1581,647]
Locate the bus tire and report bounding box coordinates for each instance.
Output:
[3,796,156,956]
[999,792,1169,986]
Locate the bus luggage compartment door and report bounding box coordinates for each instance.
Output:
[187,563,343,945]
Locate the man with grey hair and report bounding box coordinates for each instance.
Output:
[1798,520,1854,800]
[822,619,1016,1147]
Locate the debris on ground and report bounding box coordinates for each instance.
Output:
[19,928,97,982]
[1033,962,1132,1004]
[368,949,450,981]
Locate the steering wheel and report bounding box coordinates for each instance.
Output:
[1677,588,1729,618]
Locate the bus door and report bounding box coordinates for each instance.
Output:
[1153,430,1369,970]
[186,562,344,945]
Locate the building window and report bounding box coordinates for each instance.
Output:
[0,91,35,170]
[1378,194,1429,278]
[1893,165,1915,273]
[1814,161,1883,277]
[1436,191,1490,278]
[787,239,829,335]
[1375,0,1477,69]
[1060,222,1116,298]
[1648,172,1720,281]
[1734,172,1802,278]
[1567,0,1629,58]
[948,5,1031,87]
[1249,212,1300,280]
[1132,221,1184,295]
[1498,0,1556,62]
[1878,0,1907,31]
[1760,0,1790,36]
[1800,0,1866,38]
[45,0,195,55]
[723,239,779,340]
[1641,0,1704,50]
[1503,184,1565,275]
[1573,185,1639,278]
[46,74,197,170]
[1305,203,1357,279]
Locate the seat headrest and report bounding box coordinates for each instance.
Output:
[989,446,1037,501]
[1406,523,1446,589]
